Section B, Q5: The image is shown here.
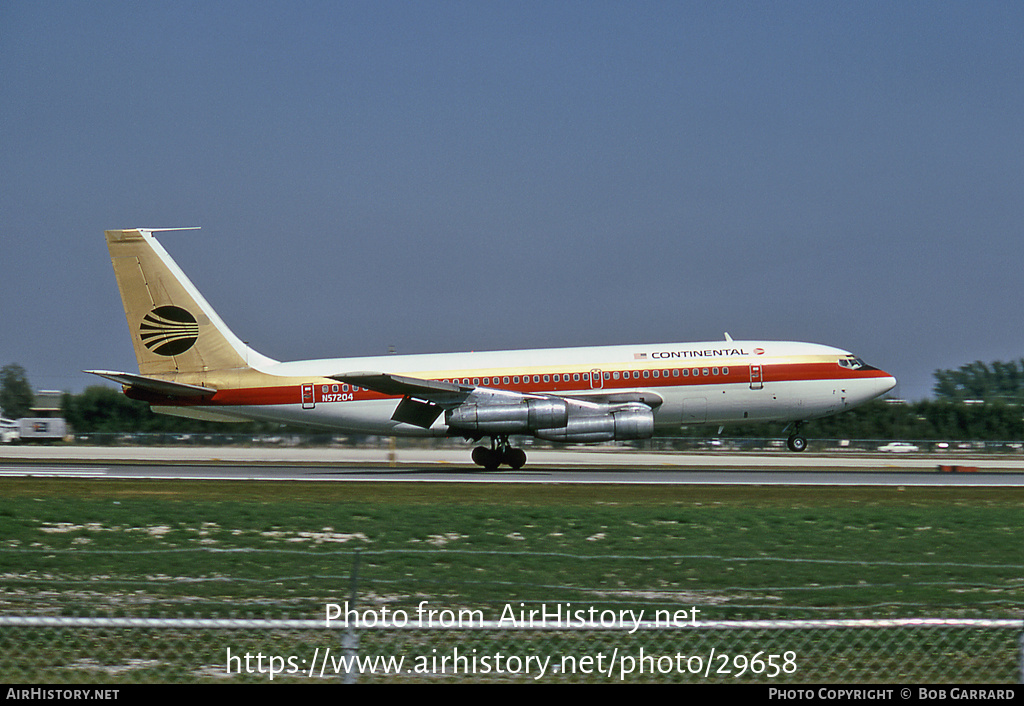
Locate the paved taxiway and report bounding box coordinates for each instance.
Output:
[2,446,1024,485]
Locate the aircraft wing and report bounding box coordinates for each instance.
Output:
[559,390,663,408]
[84,370,216,398]
[329,372,475,428]
[333,371,663,407]
[329,371,663,431]
[329,372,472,400]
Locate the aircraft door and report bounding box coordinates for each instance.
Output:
[301,383,315,409]
[749,365,763,390]
[590,369,604,390]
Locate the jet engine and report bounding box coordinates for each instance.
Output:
[445,398,568,434]
[446,398,654,443]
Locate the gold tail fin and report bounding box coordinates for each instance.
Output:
[104,229,276,377]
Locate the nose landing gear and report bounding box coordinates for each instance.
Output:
[786,422,808,452]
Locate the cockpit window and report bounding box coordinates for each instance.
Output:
[839,356,865,370]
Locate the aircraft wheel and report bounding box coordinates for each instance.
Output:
[472,446,501,470]
[503,447,527,470]
[787,435,808,452]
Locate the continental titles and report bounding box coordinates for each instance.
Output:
[651,348,751,360]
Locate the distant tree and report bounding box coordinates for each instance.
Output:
[0,364,34,418]
[933,359,1024,403]
[63,386,153,433]
[63,385,281,434]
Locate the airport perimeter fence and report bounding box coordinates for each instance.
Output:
[63,432,1024,454]
[1,616,1022,683]
[4,538,1024,684]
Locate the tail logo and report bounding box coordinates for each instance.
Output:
[140,306,200,356]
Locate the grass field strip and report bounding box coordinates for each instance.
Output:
[1,480,1020,622]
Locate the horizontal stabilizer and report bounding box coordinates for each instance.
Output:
[84,370,216,398]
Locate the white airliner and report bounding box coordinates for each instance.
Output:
[88,229,897,468]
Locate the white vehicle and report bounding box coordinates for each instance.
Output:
[0,417,19,444]
[88,229,897,469]
[16,418,68,442]
[877,442,920,453]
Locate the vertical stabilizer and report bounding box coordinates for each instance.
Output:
[104,229,277,376]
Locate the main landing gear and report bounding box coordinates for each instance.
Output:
[471,436,527,470]
[786,422,808,452]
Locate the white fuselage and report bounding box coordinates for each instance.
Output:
[155,339,897,437]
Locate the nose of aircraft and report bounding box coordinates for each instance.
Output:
[875,372,898,398]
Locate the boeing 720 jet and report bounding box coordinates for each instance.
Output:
[88,229,897,468]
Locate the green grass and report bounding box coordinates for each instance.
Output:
[1,479,1021,620]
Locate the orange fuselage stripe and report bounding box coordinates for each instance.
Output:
[129,361,891,407]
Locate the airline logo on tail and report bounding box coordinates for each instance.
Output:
[140,306,199,356]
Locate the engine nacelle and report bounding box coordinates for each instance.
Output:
[447,397,653,443]
[534,403,654,443]
[446,398,569,434]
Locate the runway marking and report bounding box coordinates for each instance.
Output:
[0,467,107,477]
[85,471,1024,486]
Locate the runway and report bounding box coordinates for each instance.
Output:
[3,446,1024,485]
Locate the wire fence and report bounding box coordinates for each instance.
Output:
[61,432,1024,454]
[4,546,1023,622]
[1,616,1021,683]
[4,545,1022,683]
[3,477,1021,683]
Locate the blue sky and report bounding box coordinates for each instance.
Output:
[2,1,1023,402]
